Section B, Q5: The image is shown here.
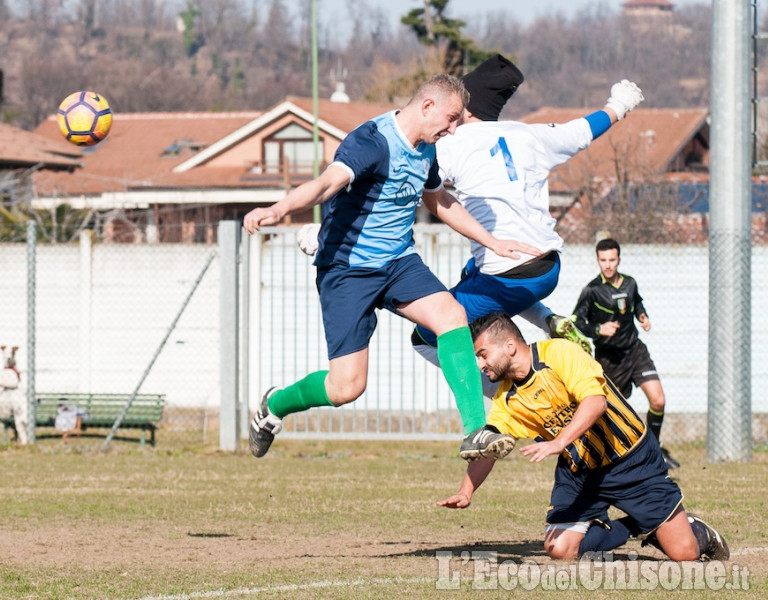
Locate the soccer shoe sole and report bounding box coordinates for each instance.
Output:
[460,436,516,461]
[554,318,593,354]
[249,387,278,458]
[248,419,274,458]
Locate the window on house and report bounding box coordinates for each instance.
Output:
[262,123,321,174]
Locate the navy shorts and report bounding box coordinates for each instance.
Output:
[596,338,659,399]
[414,254,560,346]
[317,253,447,359]
[546,433,682,534]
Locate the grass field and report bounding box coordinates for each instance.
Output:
[0,438,765,599]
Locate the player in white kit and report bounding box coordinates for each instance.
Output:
[411,55,644,374]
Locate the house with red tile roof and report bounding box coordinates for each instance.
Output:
[26,98,718,242]
[0,122,82,208]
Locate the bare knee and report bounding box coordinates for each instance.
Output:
[326,372,367,405]
[545,539,580,560]
[430,295,468,334]
[544,531,581,560]
[642,380,666,412]
[662,541,700,561]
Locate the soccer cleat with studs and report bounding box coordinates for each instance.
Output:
[548,314,593,354]
[688,515,730,561]
[660,445,681,469]
[249,387,283,458]
[459,426,516,461]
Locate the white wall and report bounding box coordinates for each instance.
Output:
[1,232,765,419]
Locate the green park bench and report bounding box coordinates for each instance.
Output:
[0,392,165,447]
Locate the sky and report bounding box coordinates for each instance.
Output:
[321,0,708,30]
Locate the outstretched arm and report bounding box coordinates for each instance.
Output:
[422,189,542,260]
[437,457,496,509]
[243,165,350,234]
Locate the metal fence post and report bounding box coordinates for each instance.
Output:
[219,221,240,451]
[708,0,752,462]
[79,230,93,392]
[239,229,250,441]
[25,221,36,444]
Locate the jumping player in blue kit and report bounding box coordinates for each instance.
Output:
[243,74,539,461]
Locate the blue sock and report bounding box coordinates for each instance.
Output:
[578,517,634,556]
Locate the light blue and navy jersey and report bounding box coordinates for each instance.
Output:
[314,111,443,269]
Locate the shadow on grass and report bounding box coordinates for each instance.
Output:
[387,540,547,560]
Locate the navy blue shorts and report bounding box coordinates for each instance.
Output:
[546,433,682,534]
[317,253,447,359]
[414,255,560,346]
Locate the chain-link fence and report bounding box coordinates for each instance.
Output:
[0,231,221,450]
[1,224,765,450]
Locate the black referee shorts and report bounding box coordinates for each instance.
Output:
[595,338,659,399]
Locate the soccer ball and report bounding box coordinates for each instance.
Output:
[56,91,113,146]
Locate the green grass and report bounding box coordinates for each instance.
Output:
[0,440,765,599]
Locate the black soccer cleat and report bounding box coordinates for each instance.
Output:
[688,514,730,561]
[249,387,283,458]
[459,426,516,461]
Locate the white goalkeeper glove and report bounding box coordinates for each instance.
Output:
[296,223,320,256]
[605,79,644,120]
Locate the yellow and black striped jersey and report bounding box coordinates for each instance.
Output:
[487,338,646,472]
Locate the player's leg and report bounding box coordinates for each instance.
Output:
[651,507,701,560]
[544,461,625,559]
[640,378,669,447]
[250,264,380,458]
[391,257,514,460]
[631,340,678,468]
[410,336,498,398]
[546,520,638,559]
[608,434,694,555]
[399,290,484,433]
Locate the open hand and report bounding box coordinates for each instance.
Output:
[491,239,544,261]
[437,492,471,509]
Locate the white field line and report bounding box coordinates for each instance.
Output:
[134,576,431,600]
[730,546,768,556]
[134,548,768,600]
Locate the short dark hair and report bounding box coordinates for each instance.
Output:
[470,311,526,344]
[596,238,620,255]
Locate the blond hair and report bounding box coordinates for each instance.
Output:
[409,74,469,108]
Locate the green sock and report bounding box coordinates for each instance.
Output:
[437,326,486,434]
[268,370,333,419]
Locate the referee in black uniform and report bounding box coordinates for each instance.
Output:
[572,238,679,469]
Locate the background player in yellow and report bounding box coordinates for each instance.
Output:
[438,312,728,561]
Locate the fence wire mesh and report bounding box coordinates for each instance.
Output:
[0,224,765,451]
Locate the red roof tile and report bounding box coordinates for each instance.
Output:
[0,122,82,170]
[32,111,262,195]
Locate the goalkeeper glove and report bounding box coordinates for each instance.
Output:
[605,80,644,120]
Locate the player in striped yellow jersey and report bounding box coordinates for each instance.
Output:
[486,328,645,472]
[439,312,729,562]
